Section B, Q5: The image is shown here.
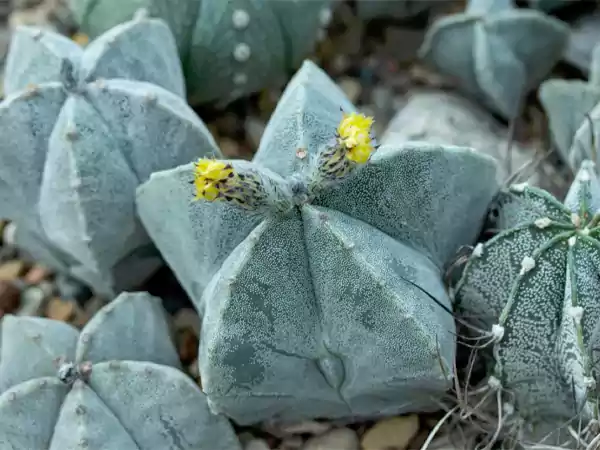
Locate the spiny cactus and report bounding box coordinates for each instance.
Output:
[0,291,241,449]
[136,60,500,424]
[0,12,220,297]
[539,43,600,172]
[419,0,569,119]
[453,161,600,431]
[67,0,334,105]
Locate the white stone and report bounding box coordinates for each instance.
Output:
[519,256,535,275]
[472,243,484,258]
[534,217,552,229]
[361,415,419,450]
[302,428,359,450]
[491,324,504,341]
[244,439,270,450]
[2,222,16,246]
[319,8,332,26]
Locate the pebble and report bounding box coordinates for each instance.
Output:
[245,439,271,450]
[361,415,420,450]
[23,264,52,284]
[245,116,267,149]
[0,260,25,281]
[278,436,303,450]
[302,428,359,450]
[278,421,331,436]
[18,281,53,316]
[45,297,75,322]
[177,328,198,364]
[0,280,21,317]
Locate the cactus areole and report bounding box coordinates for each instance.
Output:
[455,161,600,426]
[136,61,499,424]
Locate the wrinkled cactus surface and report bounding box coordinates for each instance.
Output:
[136,60,500,424]
[68,0,334,105]
[419,0,569,119]
[0,13,220,296]
[539,44,600,172]
[0,291,241,449]
[454,161,600,428]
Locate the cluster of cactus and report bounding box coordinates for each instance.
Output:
[419,0,569,119]
[136,60,500,424]
[540,43,600,172]
[0,11,219,296]
[0,291,241,449]
[67,0,335,105]
[453,160,600,437]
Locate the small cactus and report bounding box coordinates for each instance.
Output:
[539,43,600,172]
[67,0,335,105]
[419,0,569,119]
[453,161,600,432]
[136,60,500,424]
[0,14,220,296]
[0,292,241,449]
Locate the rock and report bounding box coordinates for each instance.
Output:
[338,77,362,103]
[177,328,198,364]
[0,280,20,317]
[245,439,271,450]
[565,11,600,75]
[23,264,52,284]
[220,137,244,159]
[278,421,332,436]
[278,437,303,450]
[173,308,201,334]
[0,259,25,280]
[361,415,420,450]
[302,428,360,450]
[18,280,53,316]
[382,89,540,185]
[45,296,75,322]
[1,221,16,246]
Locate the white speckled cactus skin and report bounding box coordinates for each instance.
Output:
[539,44,600,172]
[0,14,221,297]
[419,0,569,119]
[454,161,600,428]
[136,60,500,424]
[67,0,334,105]
[0,292,242,450]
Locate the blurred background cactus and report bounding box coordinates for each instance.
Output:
[66,0,335,105]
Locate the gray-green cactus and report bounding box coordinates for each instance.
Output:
[453,161,600,431]
[136,59,500,424]
[0,291,241,449]
[419,0,569,119]
[67,0,334,105]
[0,13,220,297]
[539,43,600,172]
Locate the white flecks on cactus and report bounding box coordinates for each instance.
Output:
[491,324,505,341]
[0,292,241,450]
[454,162,600,431]
[534,217,552,229]
[136,60,500,424]
[232,9,250,29]
[68,0,335,105]
[233,42,251,62]
[0,17,221,296]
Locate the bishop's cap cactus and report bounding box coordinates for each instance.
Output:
[0,291,241,449]
[136,60,500,424]
[454,161,600,429]
[0,13,221,296]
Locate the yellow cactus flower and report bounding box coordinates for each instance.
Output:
[336,112,376,164]
[71,32,90,47]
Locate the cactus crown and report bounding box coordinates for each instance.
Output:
[193,111,378,214]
